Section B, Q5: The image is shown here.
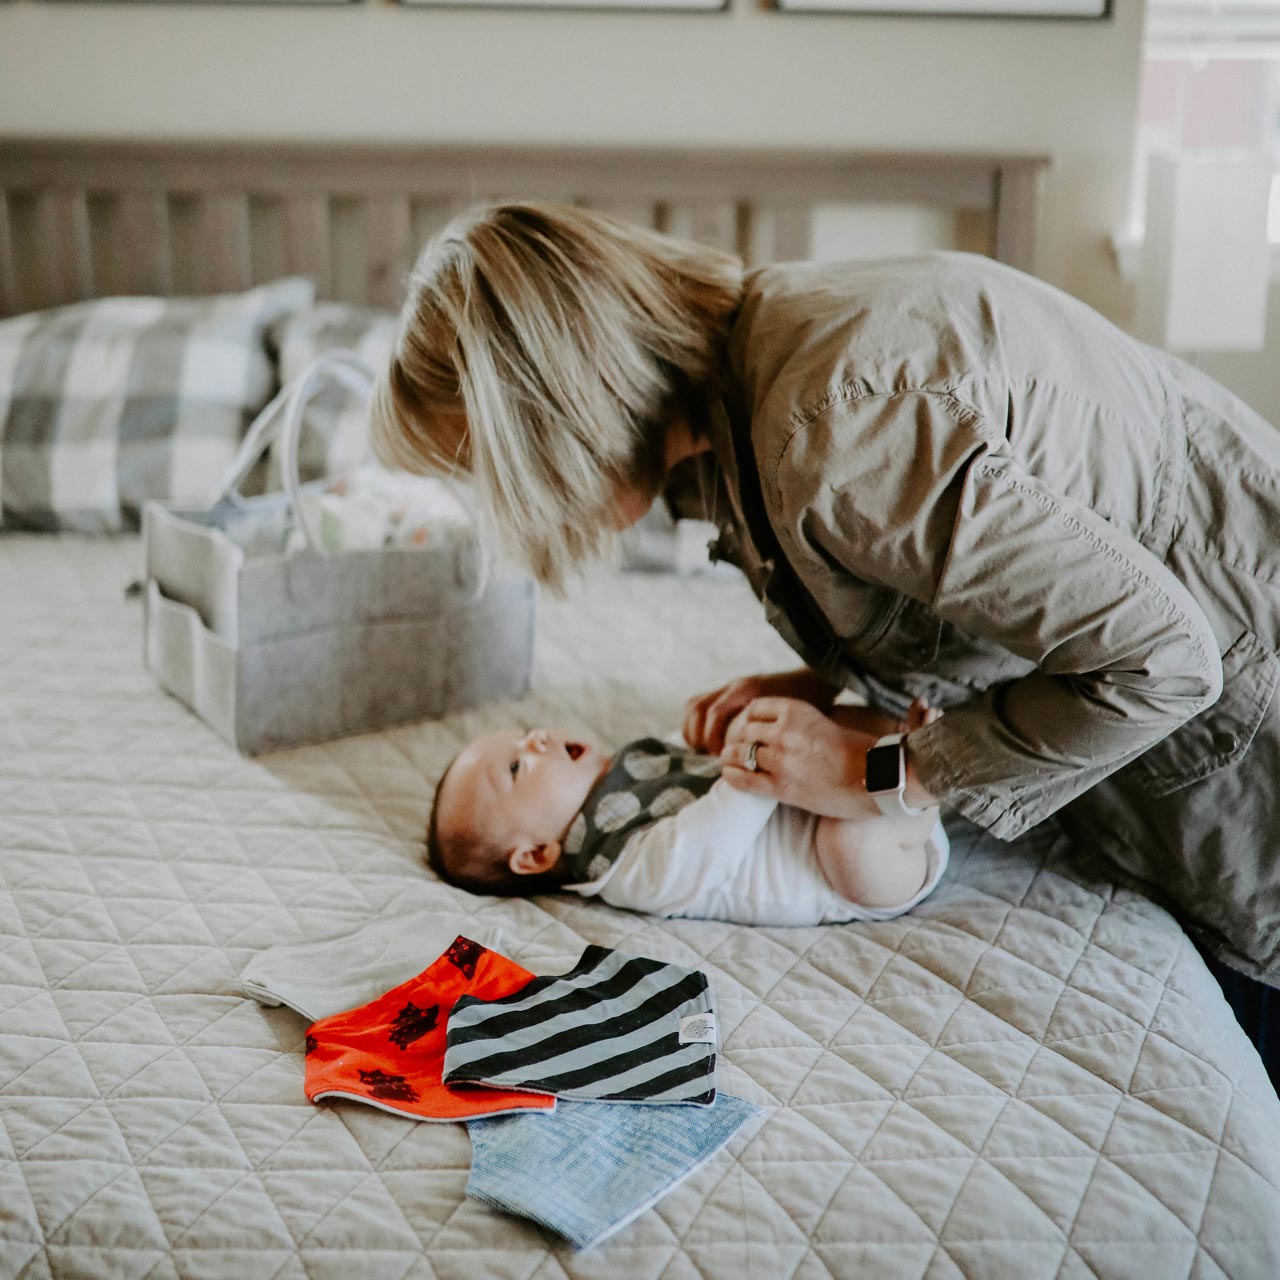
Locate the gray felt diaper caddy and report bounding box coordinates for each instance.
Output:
[142,351,536,755]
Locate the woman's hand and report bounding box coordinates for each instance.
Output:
[720,696,941,818]
[720,697,881,819]
[683,667,836,756]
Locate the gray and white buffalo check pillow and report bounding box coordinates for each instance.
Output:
[0,276,315,532]
[265,302,396,485]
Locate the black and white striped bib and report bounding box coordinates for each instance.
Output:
[560,738,722,887]
[441,945,717,1106]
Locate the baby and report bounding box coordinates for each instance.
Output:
[427,704,948,928]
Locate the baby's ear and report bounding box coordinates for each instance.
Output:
[509,841,562,876]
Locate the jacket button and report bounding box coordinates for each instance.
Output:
[1213,730,1239,755]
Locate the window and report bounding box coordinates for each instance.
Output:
[1124,1,1280,262]
[1146,0,1280,50]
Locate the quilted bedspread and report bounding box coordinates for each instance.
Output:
[3,534,1280,1280]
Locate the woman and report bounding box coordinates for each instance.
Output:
[370,200,1280,1076]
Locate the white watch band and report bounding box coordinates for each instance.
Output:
[866,733,928,817]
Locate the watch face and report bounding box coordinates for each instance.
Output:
[865,743,904,795]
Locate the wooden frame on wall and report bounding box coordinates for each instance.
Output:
[399,0,725,11]
[34,0,356,6]
[773,0,1109,16]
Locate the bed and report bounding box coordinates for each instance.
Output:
[2,138,1280,1280]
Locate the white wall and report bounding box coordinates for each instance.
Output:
[1,0,1146,319]
[1196,284,1280,425]
[14,1,1277,426]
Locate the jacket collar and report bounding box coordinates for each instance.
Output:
[703,388,778,586]
[701,385,846,681]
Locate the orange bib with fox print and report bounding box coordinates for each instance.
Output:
[304,935,555,1121]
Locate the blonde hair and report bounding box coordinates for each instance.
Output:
[370,201,744,592]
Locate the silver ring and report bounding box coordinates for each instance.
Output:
[745,741,761,772]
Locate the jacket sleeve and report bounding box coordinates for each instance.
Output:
[778,389,1224,840]
[592,781,779,916]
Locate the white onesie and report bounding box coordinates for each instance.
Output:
[565,779,949,927]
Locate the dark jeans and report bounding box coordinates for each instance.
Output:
[1199,950,1280,1093]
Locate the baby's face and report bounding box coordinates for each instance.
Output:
[438,729,607,867]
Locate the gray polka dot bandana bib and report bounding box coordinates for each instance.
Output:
[560,738,721,886]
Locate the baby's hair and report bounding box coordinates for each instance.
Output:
[425,753,567,898]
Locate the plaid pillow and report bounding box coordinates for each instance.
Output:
[265,303,396,486]
[0,277,315,532]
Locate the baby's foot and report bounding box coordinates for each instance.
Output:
[905,697,942,732]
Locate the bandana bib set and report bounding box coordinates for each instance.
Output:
[559,737,722,887]
[250,929,757,1249]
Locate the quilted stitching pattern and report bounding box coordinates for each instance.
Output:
[2,535,1280,1280]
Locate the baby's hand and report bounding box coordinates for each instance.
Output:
[722,708,748,743]
[905,697,941,732]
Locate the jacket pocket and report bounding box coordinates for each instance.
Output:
[1130,627,1280,797]
[856,594,943,677]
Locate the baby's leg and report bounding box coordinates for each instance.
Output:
[814,811,936,911]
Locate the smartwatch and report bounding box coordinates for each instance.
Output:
[864,734,928,817]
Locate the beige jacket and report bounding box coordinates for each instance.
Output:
[681,252,1280,982]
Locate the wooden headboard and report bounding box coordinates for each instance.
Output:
[0,137,1049,319]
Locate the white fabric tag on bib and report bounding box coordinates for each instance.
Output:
[679,1013,716,1046]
